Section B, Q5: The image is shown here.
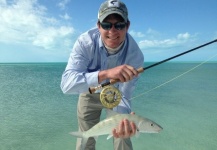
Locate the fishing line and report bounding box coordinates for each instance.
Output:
[130,53,217,100]
[89,39,217,94]
[88,39,216,108]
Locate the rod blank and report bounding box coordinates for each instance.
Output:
[89,39,217,94]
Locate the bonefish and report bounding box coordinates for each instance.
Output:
[70,109,163,150]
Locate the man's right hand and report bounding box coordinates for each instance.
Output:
[98,64,139,83]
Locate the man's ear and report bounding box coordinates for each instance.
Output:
[97,21,101,29]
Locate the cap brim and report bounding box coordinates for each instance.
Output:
[99,11,127,22]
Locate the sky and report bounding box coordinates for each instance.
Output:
[0,0,217,63]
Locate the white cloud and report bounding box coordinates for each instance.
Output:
[0,0,6,5]
[32,26,74,49]
[146,28,160,36]
[57,0,70,10]
[129,28,161,39]
[139,32,192,49]
[128,28,193,50]
[0,0,74,49]
[177,32,190,40]
[60,13,71,20]
[129,30,145,38]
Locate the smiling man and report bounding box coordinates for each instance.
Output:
[61,0,144,149]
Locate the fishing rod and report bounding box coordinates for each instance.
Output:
[89,38,217,94]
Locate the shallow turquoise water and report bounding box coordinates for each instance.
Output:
[0,62,216,150]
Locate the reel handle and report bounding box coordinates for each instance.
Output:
[89,67,144,94]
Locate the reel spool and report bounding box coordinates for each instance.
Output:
[100,85,122,108]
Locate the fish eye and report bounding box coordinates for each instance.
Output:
[151,123,154,126]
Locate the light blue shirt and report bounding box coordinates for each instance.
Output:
[61,28,144,113]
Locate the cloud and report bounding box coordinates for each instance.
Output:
[177,32,190,40]
[0,0,74,50]
[60,13,71,20]
[32,26,74,49]
[129,28,193,51]
[129,28,162,40]
[146,28,161,37]
[57,0,70,10]
[129,30,145,38]
[139,32,192,49]
[0,0,6,5]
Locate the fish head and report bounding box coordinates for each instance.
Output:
[137,119,163,133]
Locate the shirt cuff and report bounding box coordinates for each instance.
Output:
[84,71,99,87]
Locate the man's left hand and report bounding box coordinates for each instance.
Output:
[112,112,137,138]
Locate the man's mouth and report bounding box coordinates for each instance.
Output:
[107,36,118,40]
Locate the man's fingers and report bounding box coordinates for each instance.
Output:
[118,120,125,136]
[124,119,130,135]
[130,121,137,136]
[112,117,137,139]
[109,65,139,82]
[126,65,139,76]
[112,128,118,138]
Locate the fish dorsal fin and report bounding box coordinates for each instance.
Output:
[106,109,119,118]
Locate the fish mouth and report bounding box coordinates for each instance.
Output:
[156,126,163,133]
[154,124,163,132]
[158,125,163,131]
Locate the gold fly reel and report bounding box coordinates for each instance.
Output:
[100,86,122,108]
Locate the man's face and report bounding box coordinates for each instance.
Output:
[98,14,129,49]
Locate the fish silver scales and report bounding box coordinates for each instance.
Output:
[70,109,163,150]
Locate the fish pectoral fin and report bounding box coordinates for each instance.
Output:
[107,134,113,140]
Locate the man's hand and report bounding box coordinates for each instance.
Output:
[98,65,139,83]
[112,112,137,139]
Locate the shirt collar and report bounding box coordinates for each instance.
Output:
[98,34,128,56]
[99,36,104,48]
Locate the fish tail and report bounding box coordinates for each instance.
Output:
[69,132,88,150]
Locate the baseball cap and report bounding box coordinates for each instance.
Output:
[98,0,128,23]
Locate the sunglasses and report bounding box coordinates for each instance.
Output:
[100,22,127,30]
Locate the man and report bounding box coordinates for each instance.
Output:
[61,0,144,149]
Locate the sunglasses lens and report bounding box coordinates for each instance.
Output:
[114,22,126,30]
[100,22,112,30]
[100,22,126,30]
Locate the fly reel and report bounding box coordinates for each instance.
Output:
[100,86,122,108]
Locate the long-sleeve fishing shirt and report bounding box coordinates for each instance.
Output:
[61,28,144,113]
